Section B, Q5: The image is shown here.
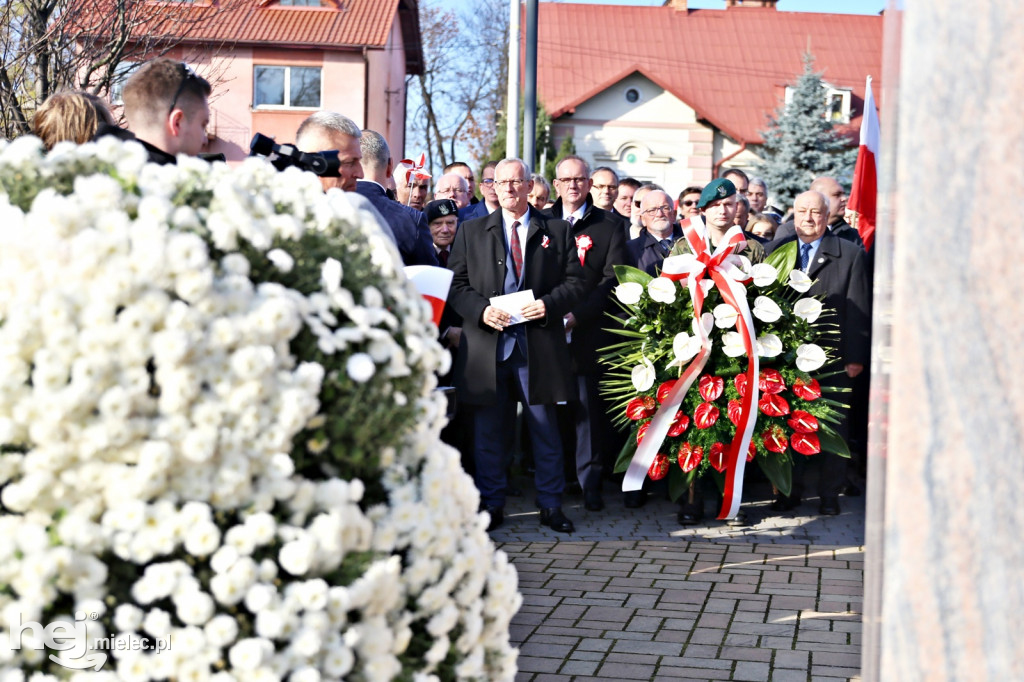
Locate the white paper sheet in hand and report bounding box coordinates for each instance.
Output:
[489,289,536,325]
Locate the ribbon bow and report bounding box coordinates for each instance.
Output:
[622,218,759,520]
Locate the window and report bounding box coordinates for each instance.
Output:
[254,66,321,108]
[625,87,640,104]
[279,0,324,5]
[110,61,141,105]
[783,83,852,124]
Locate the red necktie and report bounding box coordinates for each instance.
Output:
[509,220,523,280]
[438,248,448,267]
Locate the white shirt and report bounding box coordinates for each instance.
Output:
[562,204,586,224]
[797,236,823,272]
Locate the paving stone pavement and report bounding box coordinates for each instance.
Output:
[492,477,865,681]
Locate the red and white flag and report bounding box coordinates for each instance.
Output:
[848,76,879,251]
[404,265,453,327]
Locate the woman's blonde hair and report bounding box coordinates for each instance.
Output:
[32,91,115,149]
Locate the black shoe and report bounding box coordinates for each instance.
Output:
[623,490,647,509]
[841,482,862,497]
[539,507,575,533]
[481,505,504,531]
[677,503,704,525]
[819,497,841,516]
[725,509,749,527]
[584,490,605,512]
[770,493,801,512]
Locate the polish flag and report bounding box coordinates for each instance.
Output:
[848,76,879,251]
[404,265,453,327]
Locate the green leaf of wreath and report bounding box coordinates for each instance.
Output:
[816,424,851,458]
[614,437,638,473]
[757,452,793,496]
[765,240,798,283]
[614,264,655,286]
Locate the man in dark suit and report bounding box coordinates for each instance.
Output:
[625,189,682,275]
[770,176,865,251]
[458,160,500,222]
[548,156,628,511]
[447,158,587,533]
[766,190,871,516]
[354,130,438,267]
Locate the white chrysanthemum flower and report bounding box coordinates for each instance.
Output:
[346,353,376,383]
[266,249,294,273]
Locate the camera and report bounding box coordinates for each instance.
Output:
[249,133,341,177]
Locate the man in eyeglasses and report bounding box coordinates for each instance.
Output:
[676,185,703,223]
[117,58,211,164]
[447,157,587,535]
[458,160,500,221]
[433,173,471,209]
[625,189,682,275]
[548,155,627,513]
[444,161,478,205]
[294,111,364,193]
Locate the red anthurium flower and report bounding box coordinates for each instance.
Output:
[698,374,724,402]
[787,410,819,434]
[791,432,821,456]
[727,399,743,426]
[678,442,703,472]
[626,397,653,421]
[694,402,720,429]
[708,442,726,472]
[648,453,670,480]
[761,427,788,453]
[667,411,690,437]
[734,373,748,398]
[759,368,786,395]
[657,379,677,404]
[759,393,791,417]
[747,440,757,462]
[792,377,822,401]
[636,421,650,445]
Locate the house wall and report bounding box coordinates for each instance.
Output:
[366,18,408,158]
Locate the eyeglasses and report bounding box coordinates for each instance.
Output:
[556,176,588,185]
[641,205,674,216]
[435,187,464,196]
[681,200,699,207]
[593,183,618,191]
[480,178,495,185]
[494,179,525,188]
[169,62,199,114]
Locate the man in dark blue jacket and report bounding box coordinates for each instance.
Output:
[355,130,438,267]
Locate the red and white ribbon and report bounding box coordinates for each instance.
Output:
[396,153,431,186]
[404,265,453,327]
[622,218,759,520]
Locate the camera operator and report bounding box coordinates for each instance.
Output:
[294,111,363,192]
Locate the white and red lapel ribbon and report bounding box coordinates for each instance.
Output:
[621,219,759,520]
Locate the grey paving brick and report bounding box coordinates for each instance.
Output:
[734,661,772,681]
[596,661,657,678]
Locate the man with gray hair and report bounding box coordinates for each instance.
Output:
[354,129,437,267]
[433,172,471,209]
[748,176,769,214]
[447,157,587,534]
[295,111,364,192]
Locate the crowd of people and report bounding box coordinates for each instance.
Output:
[26,57,872,535]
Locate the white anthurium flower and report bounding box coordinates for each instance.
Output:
[614,282,643,305]
[646,277,677,304]
[713,303,738,329]
[750,263,778,288]
[793,298,823,323]
[631,359,656,391]
[796,343,828,372]
[721,331,746,357]
[752,296,782,323]
[756,333,783,358]
[671,332,702,366]
[788,270,813,293]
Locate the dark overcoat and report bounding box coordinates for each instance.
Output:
[447,208,586,406]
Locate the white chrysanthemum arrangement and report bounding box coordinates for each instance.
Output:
[0,136,520,682]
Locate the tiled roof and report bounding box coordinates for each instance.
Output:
[536,4,883,144]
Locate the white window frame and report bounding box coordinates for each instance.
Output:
[783,83,852,124]
[253,65,322,110]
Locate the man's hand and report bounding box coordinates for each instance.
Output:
[846,363,864,378]
[445,327,462,349]
[482,305,510,331]
[522,299,547,322]
[563,312,577,331]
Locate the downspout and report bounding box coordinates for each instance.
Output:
[362,46,370,129]
[713,140,747,178]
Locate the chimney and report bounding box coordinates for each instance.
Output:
[725,0,778,7]
[664,0,687,10]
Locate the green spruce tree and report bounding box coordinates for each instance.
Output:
[755,53,858,211]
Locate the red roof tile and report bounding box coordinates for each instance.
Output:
[535,4,882,144]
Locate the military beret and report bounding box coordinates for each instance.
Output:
[425,199,459,224]
[698,178,737,209]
